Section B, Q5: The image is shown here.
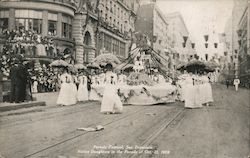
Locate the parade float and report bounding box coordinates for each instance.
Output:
[89,43,178,105]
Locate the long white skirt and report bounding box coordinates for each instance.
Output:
[200,83,213,104]
[57,83,77,106]
[101,85,123,113]
[77,83,88,101]
[184,84,202,108]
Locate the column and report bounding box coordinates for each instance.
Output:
[42,10,48,36]
[8,9,15,30]
[57,13,62,38]
[72,13,84,64]
[0,71,3,102]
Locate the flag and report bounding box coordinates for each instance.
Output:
[183,36,188,43]
[205,43,208,48]
[204,35,209,42]
[214,43,218,48]
[238,40,241,46]
[205,54,208,61]
[191,43,195,49]
[182,42,186,48]
[218,33,226,43]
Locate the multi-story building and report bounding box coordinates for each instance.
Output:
[135,3,171,66]
[0,0,77,59]
[238,1,250,87]
[73,0,140,64]
[166,12,196,67]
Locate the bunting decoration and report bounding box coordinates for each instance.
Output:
[238,40,241,46]
[214,43,218,48]
[182,42,186,48]
[205,43,208,48]
[191,43,195,49]
[153,35,157,43]
[183,36,188,43]
[204,35,209,42]
[237,29,242,37]
[218,33,226,43]
[205,54,208,61]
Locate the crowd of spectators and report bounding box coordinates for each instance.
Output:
[0,29,60,94]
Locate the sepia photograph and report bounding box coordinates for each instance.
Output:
[0,0,249,157]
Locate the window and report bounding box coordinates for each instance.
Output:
[61,14,72,38]
[104,34,111,51]
[14,9,43,33]
[0,18,8,33]
[0,10,9,32]
[15,18,42,33]
[120,41,125,57]
[48,20,57,36]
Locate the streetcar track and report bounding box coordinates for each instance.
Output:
[0,102,99,127]
[24,105,154,158]
[129,107,186,158]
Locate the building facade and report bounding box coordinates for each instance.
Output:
[0,0,77,59]
[238,1,250,87]
[73,0,140,64]
[166,12,196,68]
[135,3,172,67]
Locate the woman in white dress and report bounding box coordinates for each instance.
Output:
[77,72,88,101]
[101,66,123,114]
[69,71,78,104]
[57,68,76,106]
[200,73,213,106]
[184,73,202,108]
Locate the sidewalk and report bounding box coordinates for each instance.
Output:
[0,92,58,113]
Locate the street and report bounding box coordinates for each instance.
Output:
[0,84,249,158]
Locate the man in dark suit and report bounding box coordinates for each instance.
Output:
[10,58,20,103]
[9,58,27,103]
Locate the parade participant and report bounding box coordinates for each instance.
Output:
[57,68,76,106]
[133,56,144,72]
[184,73,202,109]
[77,72,88,101]
[226,79,230,89]
[87,74,92,100]
[98,70,106,85]
[200,72,213,106]
[118,71,127,85]
[69,70,78,104]
[101,64,123,114]
[233,77,240,91]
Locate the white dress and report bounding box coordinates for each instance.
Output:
[70,75,78,104]
[77,75,88,101]
[89,75,101,101]
[184,76,202,108]
[57,73,77,106]
[200,76,213,104]
[101,72,123,114]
